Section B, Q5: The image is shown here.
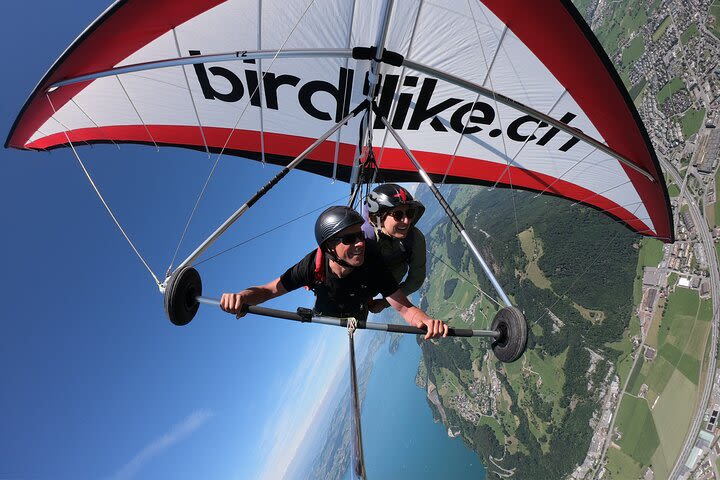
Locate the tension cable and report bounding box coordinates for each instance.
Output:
[45,94,161,287]
[194,194,350,266]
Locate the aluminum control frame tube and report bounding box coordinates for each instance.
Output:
[378,115,513,308]
[167,101,368,282]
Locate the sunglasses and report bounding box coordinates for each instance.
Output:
[387,208,416,221]
[331,231,366,246]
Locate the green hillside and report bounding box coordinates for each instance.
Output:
[417,185,639,479]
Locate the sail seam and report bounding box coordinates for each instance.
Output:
[172,28,210,158]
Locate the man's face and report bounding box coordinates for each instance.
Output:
[328,225,365,267]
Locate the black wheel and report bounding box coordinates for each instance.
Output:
[490,306,528,363]
[164,266,202,326]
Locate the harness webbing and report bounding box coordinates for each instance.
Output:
[313,247,325,284]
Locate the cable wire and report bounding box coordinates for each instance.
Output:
[194,194,350,266]
[425,246,502,309]
[167,0,318,273]
[45,94,161,286]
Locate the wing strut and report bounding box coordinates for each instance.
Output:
[377,111,513,308]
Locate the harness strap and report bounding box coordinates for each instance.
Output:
[401,227,415,255]
[313,246,325,284]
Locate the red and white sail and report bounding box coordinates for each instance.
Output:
[6,0,673,241]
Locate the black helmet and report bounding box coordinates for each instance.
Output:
[315,206,365,247]
[365,183,425,225]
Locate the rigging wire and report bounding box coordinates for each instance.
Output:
[440,22,507,187]
[115,75,159,151]
[532,147,597,198]
[571,180,633,206]
[167,152,223,274]
[45,94,162,287]
[255,2,266,166]
[194,194,350,266]
[490,90,568,191]
[374,0,425,172]
[69,99,120,150]
[331,0,358,182]
[425,247,502,309]
[470,2,524,315]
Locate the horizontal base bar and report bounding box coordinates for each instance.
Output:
[197,296,499,338]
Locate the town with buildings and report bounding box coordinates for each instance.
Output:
[566,0,720,478]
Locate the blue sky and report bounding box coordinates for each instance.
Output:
[1,2,368,479]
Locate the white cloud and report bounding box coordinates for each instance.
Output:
[255,330,349,480]
[105,409,214,480]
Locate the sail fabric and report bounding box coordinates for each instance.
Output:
[6,0,673,241]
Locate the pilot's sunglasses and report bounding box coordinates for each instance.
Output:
[388,208,416,221]
[332,231,366,245]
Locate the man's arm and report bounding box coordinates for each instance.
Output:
[386,289,447,339]
[220,277,288,318]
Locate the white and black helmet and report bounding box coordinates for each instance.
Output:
[365,183,425,225]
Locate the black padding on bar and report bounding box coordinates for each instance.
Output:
[382,50,404,67]
[352,46,375,60]
[246,167,291,208]
[296,307,313,322]
[448,328,474,337]
[352,46,404,67]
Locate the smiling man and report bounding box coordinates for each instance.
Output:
[220,206,447,339]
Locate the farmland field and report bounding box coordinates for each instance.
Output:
[681,108,705,139]
[653,15,672,41]
[657,77,686,105]
[616,396,660,465]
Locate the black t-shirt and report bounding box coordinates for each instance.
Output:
[280,245,399,320]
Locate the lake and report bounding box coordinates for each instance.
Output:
[345,333,486,479]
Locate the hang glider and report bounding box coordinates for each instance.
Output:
[8,2,676,478]
[6,0,673,242]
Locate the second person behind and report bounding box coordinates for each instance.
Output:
[365,183,427,314]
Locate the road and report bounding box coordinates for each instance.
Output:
[593,317,650,478]
[662,158,720,479]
